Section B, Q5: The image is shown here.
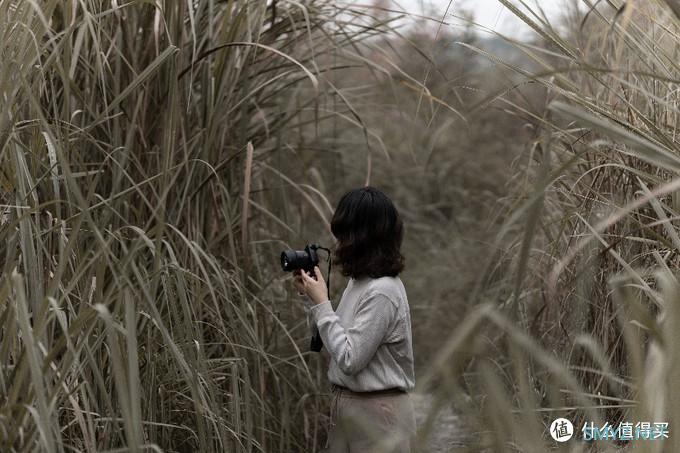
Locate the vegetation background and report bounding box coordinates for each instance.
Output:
[3,0,680,451]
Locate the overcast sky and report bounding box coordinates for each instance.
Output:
[394,0,574,38]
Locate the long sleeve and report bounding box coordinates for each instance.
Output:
[310,292,396,376]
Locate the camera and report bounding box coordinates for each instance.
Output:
[280,244,321,275]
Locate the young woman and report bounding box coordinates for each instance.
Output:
[294,186,416,453]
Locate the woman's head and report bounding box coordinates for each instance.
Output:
[330,186,404,279]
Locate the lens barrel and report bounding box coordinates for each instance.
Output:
[281,250,300,271]
[280,246,318,272]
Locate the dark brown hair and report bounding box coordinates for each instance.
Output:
[330,186,405,279]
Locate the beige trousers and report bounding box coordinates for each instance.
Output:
[322,386,417,453]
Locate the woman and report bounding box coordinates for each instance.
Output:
[294,186,416,453]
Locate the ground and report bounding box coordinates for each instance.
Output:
[412,393,471,452]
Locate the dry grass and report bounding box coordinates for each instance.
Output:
[411,1,680,451]
[6,0,680,452]
[0,1,409,451]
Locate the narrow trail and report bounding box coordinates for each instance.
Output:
[411,393,471,452]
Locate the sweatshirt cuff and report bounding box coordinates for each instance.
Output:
[310,300,333,323]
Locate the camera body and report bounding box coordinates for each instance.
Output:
[280,244,320,275]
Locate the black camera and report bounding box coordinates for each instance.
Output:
[281,244,320,275]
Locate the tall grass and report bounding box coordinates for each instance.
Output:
[411,0,680,451]
[10,0,680,451]
[0,1,403,451]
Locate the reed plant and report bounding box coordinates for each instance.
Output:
[0,1,405,451]
[411,1,680,451]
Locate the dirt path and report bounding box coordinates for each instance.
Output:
[411,393,471,452]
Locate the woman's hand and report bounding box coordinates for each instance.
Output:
[293,266,328,306]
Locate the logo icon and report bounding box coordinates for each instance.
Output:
[550,418,574,442]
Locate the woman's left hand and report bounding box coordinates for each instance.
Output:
[295,266,328,305]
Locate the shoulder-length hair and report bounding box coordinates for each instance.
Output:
[330,186,405,279]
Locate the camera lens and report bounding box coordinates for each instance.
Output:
[281,246,318,272]
[281,251,292,271]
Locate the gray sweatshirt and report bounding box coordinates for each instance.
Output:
[310,276,415,392]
